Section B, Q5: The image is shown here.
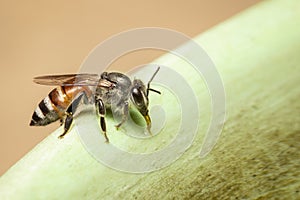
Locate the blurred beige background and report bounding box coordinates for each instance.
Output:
[0,0,260,175]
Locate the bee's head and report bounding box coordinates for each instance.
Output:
[130,79,149,116]
[130,67,160,133]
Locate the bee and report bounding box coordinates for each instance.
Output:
[30,67,161,142]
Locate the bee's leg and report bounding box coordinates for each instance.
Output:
[58,113,73,139]
[115,101,129,130]
[58,93,86,139]
[96,98,109,143]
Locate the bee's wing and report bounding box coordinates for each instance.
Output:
[33,73,101,86]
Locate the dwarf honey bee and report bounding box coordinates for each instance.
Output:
[30,67,160,142]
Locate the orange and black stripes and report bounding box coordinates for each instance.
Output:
[30,94,60,126]
[30,85,92,127]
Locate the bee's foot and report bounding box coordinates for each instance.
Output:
[147,126,152,136]
[102,131,109,143]
[58,130,67,139]
[115,123,122,130]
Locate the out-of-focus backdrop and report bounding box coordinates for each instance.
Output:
[0,0,260,175]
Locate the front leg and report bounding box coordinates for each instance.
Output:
[96,98,109,143]
[115,101,129,130]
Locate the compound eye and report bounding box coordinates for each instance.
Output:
[132,87,145,107]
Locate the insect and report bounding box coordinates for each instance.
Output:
[30,67,161,142]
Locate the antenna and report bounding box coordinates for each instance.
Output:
[147,66,161,96]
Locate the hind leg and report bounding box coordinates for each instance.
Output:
[58,93,87,139]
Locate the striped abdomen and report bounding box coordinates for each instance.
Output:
[30,86,91,126]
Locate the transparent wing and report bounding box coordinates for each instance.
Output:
[33,73,101,86]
